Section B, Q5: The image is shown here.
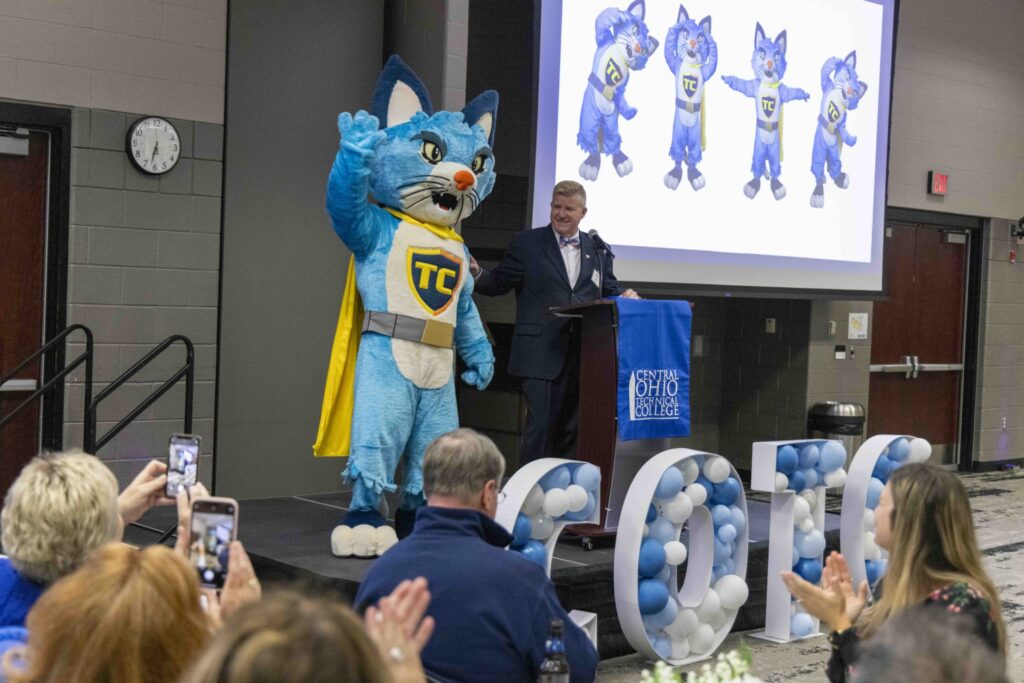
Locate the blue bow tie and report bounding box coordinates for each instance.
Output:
[558,235,580,248]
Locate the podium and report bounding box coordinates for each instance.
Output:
[552,300,672,536]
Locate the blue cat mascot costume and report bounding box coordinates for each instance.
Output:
[577,0,659,181]
[809,51,868,208]
[314,56,496,558]
[663,4,717,191]
[722,23,809,201]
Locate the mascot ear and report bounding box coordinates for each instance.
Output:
[627,0,645,21]
[844,50,857,68]
[700,16,712,36]
[677,4,689,24]
[372,55,433,128]
[461,90,499,147]
[754,22,766,48]
[775,30,787,56]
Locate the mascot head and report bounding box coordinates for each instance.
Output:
[751,23,788,82]
[833,51,868,110]
[369,55,498,227]
[666,4,712,70]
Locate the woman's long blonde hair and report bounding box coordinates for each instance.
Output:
[861,463,1005,655]
[5,543,210,683]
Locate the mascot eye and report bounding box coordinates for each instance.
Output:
[773,51,781,62]
[682,29,689,39]
[758,48,766,60]
[471,154,488,175]
[420,140,443,164]
[631,25,638,35]
[698,34,705,44]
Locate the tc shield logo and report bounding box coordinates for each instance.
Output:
[605,59,624,86]
[760,96,777,118]
[827,100,842,122]
[406,248,463,315]
[682,74,698,98]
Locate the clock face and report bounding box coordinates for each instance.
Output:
[126,117,181,175]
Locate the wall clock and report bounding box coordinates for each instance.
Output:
[126,116,181,175]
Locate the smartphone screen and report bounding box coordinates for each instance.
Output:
[167,433,200,497]
[189,497,238,589]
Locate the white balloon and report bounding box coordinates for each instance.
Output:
[565,485,589,513]
[708,608,728,631]
[684,483,707,506]
[714,575,750,610]
[665,608,699,638]
[909,438,932,463]
[774,472,790,492]
[688,623,716,654]
[659,492,694,524]
[863,508,875,532]
[793,496,811,525]
[824,469,847,488]
[702,456,730,484]
[522,485,545,515]
[863,531,881,560]
[800,489,818,509]
[542,489,570,518]
[678,459,700,486]
[663,541,688,566]
[670,637,691,660]
[530,513,554,540]
[695,588,721,623]
[642,524,649,538]
[799,517,815,533]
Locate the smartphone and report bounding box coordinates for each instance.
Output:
[189,497,238,589]
[166,433,201,497]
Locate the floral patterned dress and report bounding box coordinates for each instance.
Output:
[826,581,999,683]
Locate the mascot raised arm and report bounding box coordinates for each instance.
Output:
[314,56,496,558]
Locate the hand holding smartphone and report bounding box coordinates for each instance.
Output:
[166,433,200,498]
[189,497,238,589]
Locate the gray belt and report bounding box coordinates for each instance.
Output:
[757,119,779,132]
[362,311,455,349]
[818,114,839,135]
[588,72,616,101]
[675,98,701,113]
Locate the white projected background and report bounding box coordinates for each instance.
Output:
[534,0,893,293]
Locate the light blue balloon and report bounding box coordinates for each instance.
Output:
[645,596,678,630]
[802,468,819,488]
[889,438,910,462]
[655,467,685,500]
[518,540,548,568]
[714,538,731,564]
[540,466,571,492]
[652,634,673,660]
[798,444,820,469]
[712,563,729,583]
[729,506,746,534]
[796,529,826,558]
[725,557,736,575]
[638,579,670,615]
[655,564,672,583]
[639,538,667,578]
[512,513,532,548]
[647,516,677,544]
[711,504,731,527]
[817,441,846,473]
[791,612,815,637]
[776,445,798,474]
[717,523,737,544]
[876,558,888,578]
[866,477,885,509]
[573,463,602,491]
[792,545,800,568]
[563,492,596,521]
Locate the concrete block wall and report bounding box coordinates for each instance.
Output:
[0,0,226,124]
[63,107,223,487]
[805,301,873,413]
[975,218,1024,464]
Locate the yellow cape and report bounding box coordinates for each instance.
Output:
[312,210,463,457]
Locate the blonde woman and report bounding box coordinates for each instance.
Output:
[783,463,1005,683]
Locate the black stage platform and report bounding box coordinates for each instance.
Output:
[127,491,842,659]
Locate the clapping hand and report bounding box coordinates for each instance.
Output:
[365,578,435,683]
[781,551,868,632]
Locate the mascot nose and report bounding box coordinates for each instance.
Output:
[767,59,774,69]
[454,170,475,191]
[689,39,696,49]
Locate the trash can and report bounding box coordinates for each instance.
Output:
[808,402,866,467]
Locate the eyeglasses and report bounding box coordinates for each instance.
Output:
[497,490,507,504]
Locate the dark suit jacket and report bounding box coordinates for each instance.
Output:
[475,226,622,380]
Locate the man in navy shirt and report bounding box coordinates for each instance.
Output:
[355,428,597,683]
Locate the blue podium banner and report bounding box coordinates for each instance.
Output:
[614,298,692,441]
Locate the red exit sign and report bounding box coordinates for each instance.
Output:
[928,171,949,195]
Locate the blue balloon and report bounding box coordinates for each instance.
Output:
[866,477,885,509]
[572,463,602,491]
[712,477,741,506]
[644,596,678,630]
[798,444,820,469]
[714,537,732,564]
[802,468,819,489]
[796,529,826,558]
[540,466,571,491]
[872,456,891,480]
[646,503,658,524]
[717,523,737,544]
[776,445,798,474]
[693,474,715,500]
[712,563,729,583]
[817,441,846,473]
[795,557,823,583]
[865,559,879,585]
[711,504,731,527]
[791,612,815,638]
[639,538,667,578]
[647,516,677,544]
[789,469,806,493]
[729,506,746,534]
[651,634,673,660]
[889,438,910,462]
[563,492,596,521]
[638,579,670,615]
[518,540,548,568]
[512,513,532,548]
[655,467,684,500]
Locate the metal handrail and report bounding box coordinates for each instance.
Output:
[0,325,93,433]
[85,335,194,454]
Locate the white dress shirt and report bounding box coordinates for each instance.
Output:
[553,227,582,287]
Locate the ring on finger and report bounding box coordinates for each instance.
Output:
[388,646,404,663]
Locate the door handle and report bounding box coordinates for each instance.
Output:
[0,379,38,393]
[910,355,920,379]
[869,356,915,378]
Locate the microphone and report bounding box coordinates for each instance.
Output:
[587,229,615,257]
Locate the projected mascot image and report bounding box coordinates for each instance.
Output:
[314,56,497,559]
[663,4,717,192]
[810,51,868,208]
[722,23,809,201]
[577,0,660,181]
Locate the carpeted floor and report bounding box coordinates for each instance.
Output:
[596,468,1024,682]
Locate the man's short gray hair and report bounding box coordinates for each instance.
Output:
[423,429,505,503]
[1,450,120,584]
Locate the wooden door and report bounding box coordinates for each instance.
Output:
[0,131,50,494]
[868,224,968,466]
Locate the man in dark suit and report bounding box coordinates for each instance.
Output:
[470,181,638,464]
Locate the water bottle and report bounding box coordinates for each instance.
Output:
[538,618,570,682]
